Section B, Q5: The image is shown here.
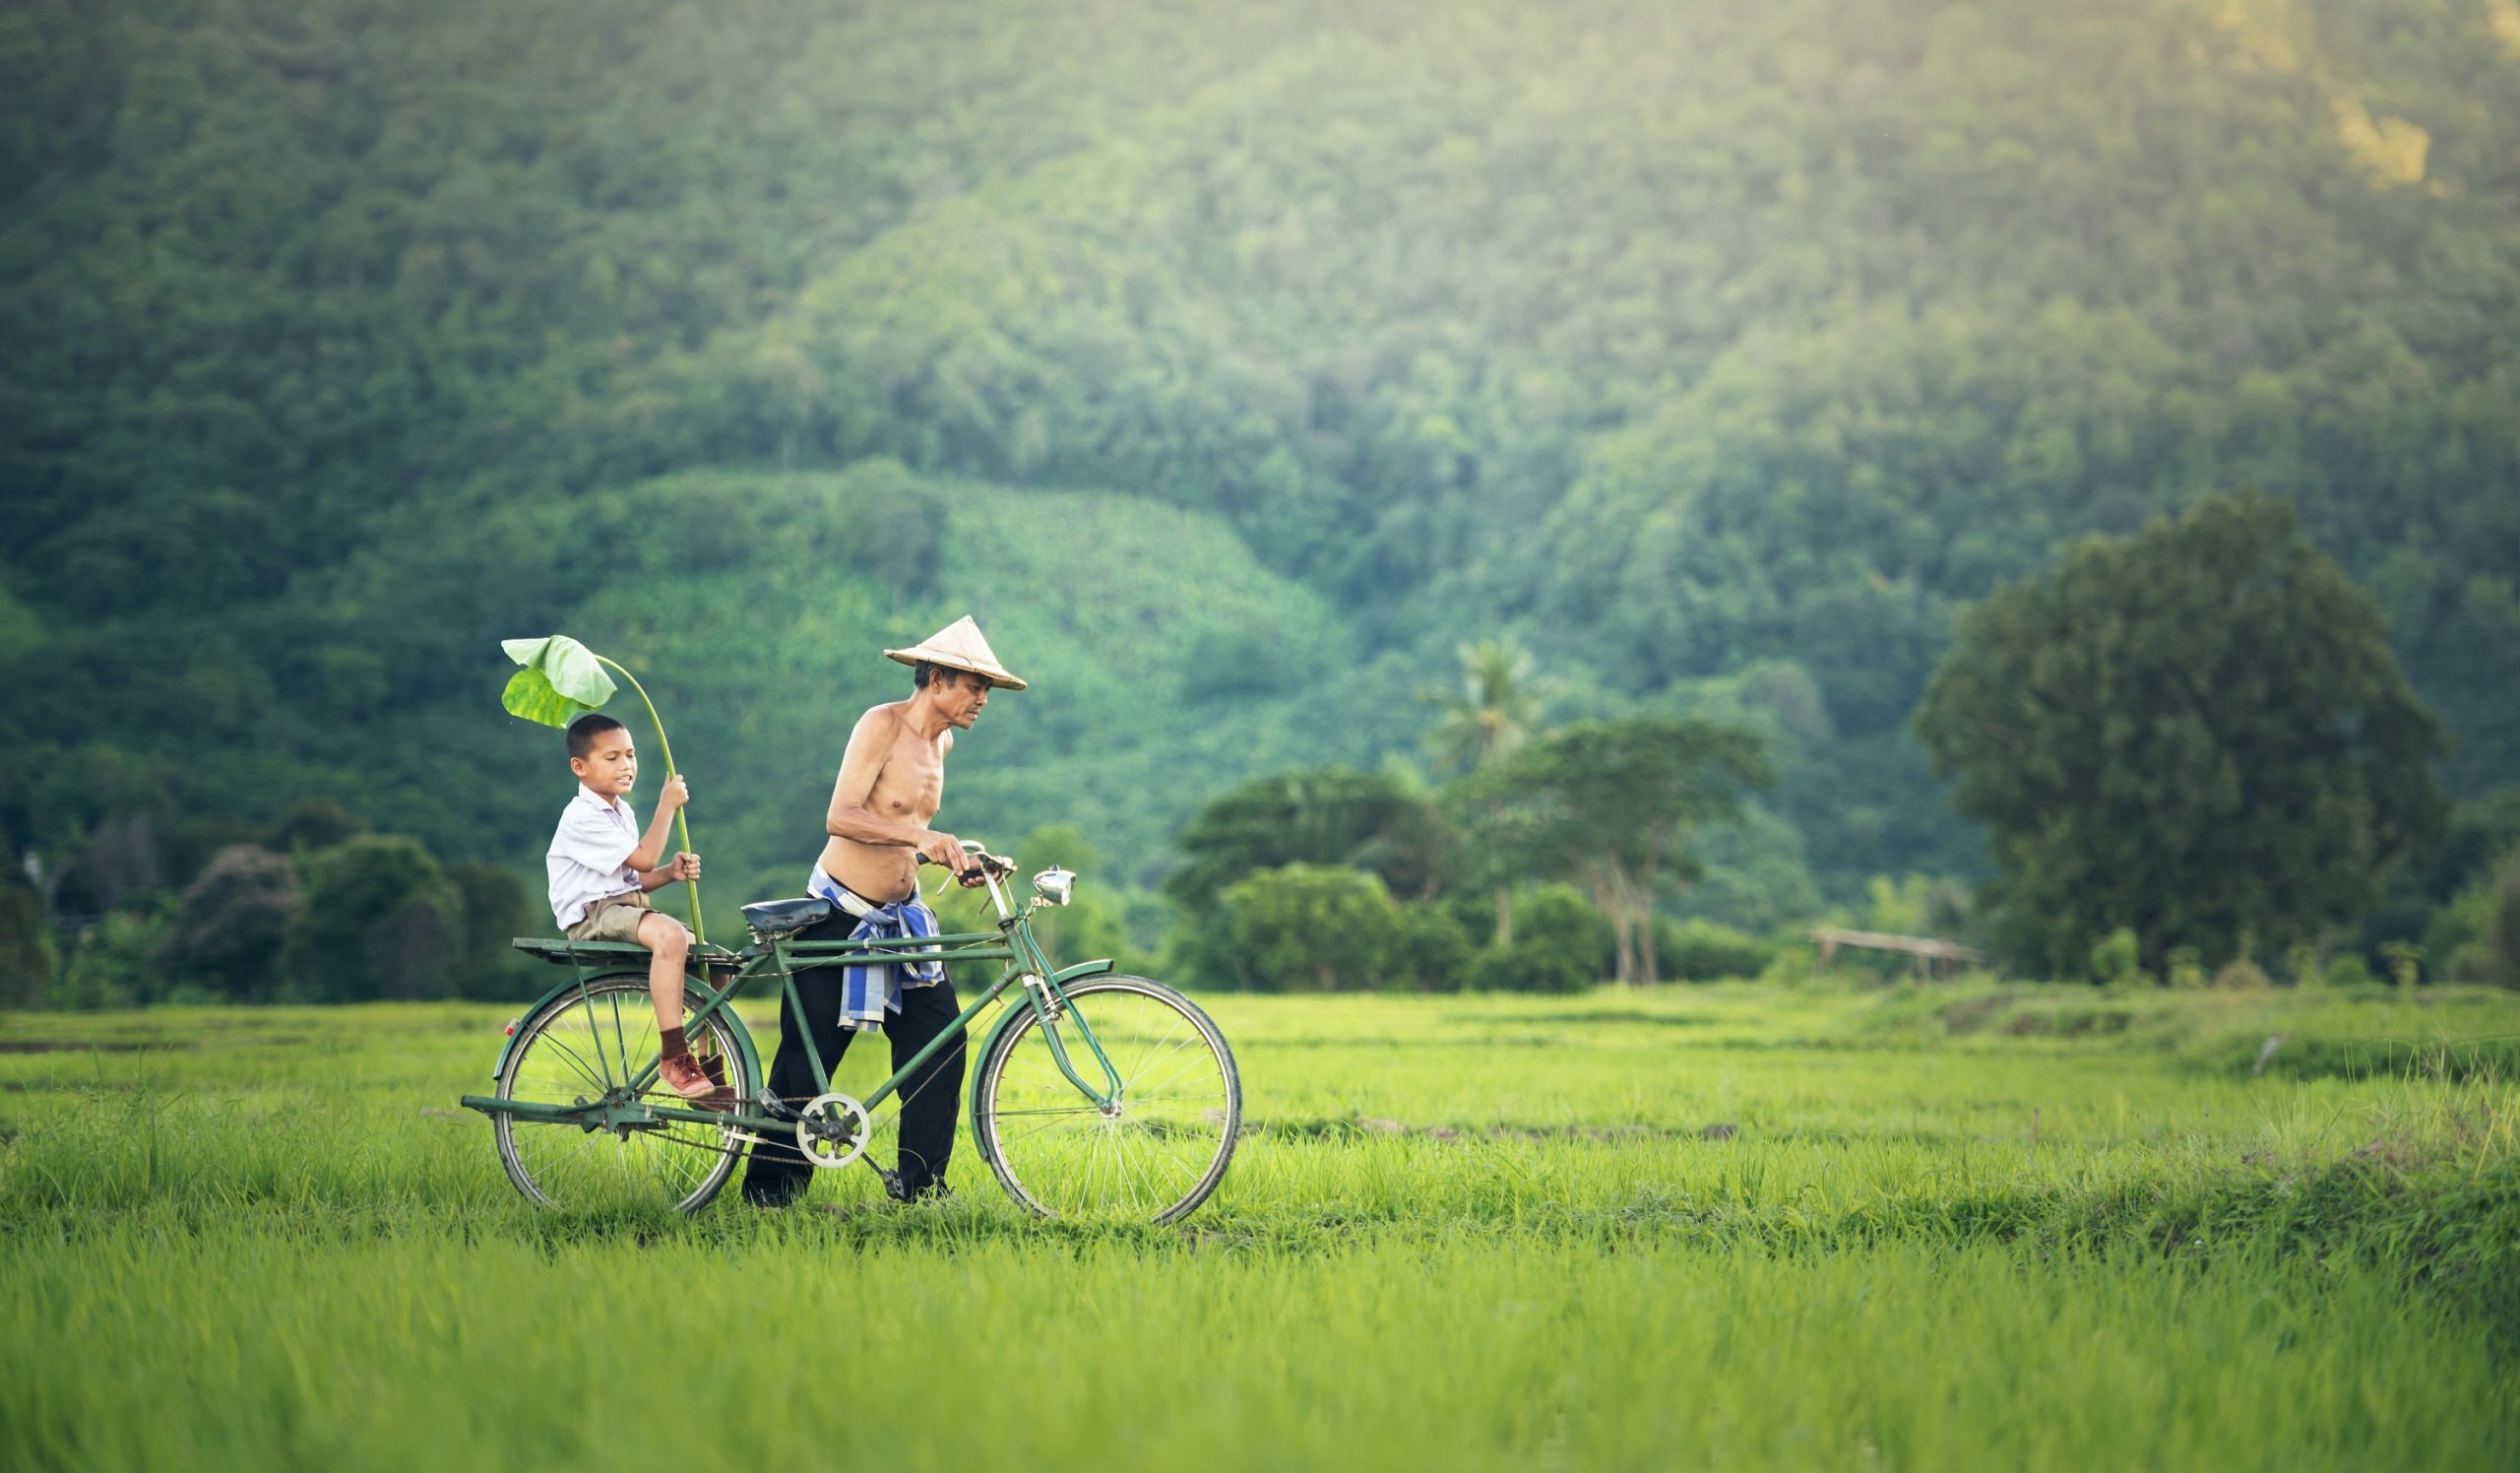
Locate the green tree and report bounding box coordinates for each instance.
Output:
[1458,717,1773,985]
[446,861,536,1000]
[159,846,303,999]
[1387,903,1479,993]
[1423,640,1550,775]
[2479,854,2520,989]
[1465,884,1613,993]
[7,0,2520,942]
[1915,492,2446,976]
[1211,863,1402,992]
[0,873,52,1008]
[283,836,465,1002]
[1424,638,1553,944]
[1163,769,1445,917]
[54,897,174,1009]
[263,799,364,856]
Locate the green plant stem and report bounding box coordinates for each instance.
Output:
[594,656,706,947]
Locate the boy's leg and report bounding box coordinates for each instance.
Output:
[636,911,690,1035]
[885,974,966,1199]
[633,910,715,1100]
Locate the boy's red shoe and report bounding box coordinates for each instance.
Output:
[659,1053,716,1100]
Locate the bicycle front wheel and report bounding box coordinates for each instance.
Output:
[493,974,754,1214]
[972,975,1239,1223]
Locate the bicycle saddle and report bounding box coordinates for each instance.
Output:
[740,897,832,939]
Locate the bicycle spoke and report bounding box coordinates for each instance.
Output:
[534,1029,611,1097]
[497,978,751,1214]
[976,979,1235,1222]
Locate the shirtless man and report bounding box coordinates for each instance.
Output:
[741,616,1026,1208]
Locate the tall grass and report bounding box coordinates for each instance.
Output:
[2,986,2515,1470]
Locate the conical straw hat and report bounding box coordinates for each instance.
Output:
[885,615,1028,690]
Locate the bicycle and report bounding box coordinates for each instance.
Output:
[460,843,1240,1221]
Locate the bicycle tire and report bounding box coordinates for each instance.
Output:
[493,973,753,1214]
[971,975,1239,1223]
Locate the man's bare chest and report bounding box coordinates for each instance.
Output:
[870,736,946,822]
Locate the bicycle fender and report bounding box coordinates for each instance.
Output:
[967,959,1116,1117]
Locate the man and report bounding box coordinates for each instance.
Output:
[740,615,1027,1207]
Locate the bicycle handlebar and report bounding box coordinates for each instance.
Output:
[953,844,1015,888]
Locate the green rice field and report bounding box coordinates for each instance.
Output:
[4,982,2516,1471]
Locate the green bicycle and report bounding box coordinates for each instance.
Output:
[460,843,1240,1221]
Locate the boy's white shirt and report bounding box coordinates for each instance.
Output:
[546,784,644,929]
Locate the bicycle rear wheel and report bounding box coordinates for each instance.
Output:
[971,975,1239,1223]
[493,974,753,1214]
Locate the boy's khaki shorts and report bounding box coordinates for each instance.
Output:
[566,891,690,945]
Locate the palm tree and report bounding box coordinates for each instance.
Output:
[1426,640,1548,774]
[1424,639,1552,943]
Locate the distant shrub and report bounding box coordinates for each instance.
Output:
[2449,852,2520,989]
[1654,918,1772,982]
[2165,946,2208,990]
[0,875,55,1008]
[1467,941,1594,993]
[2212,956,2272,990]
[2088,928,2144,988]
[263,798,364,855]
[2324,952,2381,989]
[1758,943,1822,986]
[1466,885,1611,993]
[447,861,538,1000]
[1517,885,1612,960]
[1214,863,1400,991]
[2423,886,2492,984]
[54,896,174,1009]
[283,836,464,1001]
[160,846,303,998]
[1389,903,1476,992]
[2480,853,2520,989]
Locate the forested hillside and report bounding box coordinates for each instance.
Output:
[5,0,2517,945]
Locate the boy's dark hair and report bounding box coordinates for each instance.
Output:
[566,712,628,760]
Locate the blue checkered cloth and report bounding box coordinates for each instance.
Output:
[806,868,945,1030]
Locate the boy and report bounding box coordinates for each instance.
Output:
[546,711,714,1099]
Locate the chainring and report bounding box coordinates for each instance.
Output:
[794,1092,873,1170]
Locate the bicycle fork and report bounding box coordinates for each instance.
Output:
[1020,970,1126,1110]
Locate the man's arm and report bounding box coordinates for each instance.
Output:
[826,708,969,871]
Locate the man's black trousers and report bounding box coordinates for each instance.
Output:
[739,910,968,1206]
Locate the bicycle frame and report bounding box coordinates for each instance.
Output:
[459,864,1128,1145]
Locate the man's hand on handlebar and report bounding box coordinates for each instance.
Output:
[916,833,1012,886]
[915,830,970,874]
[959,850,1015,887]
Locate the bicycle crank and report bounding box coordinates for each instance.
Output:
[795,1092,873,1170]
